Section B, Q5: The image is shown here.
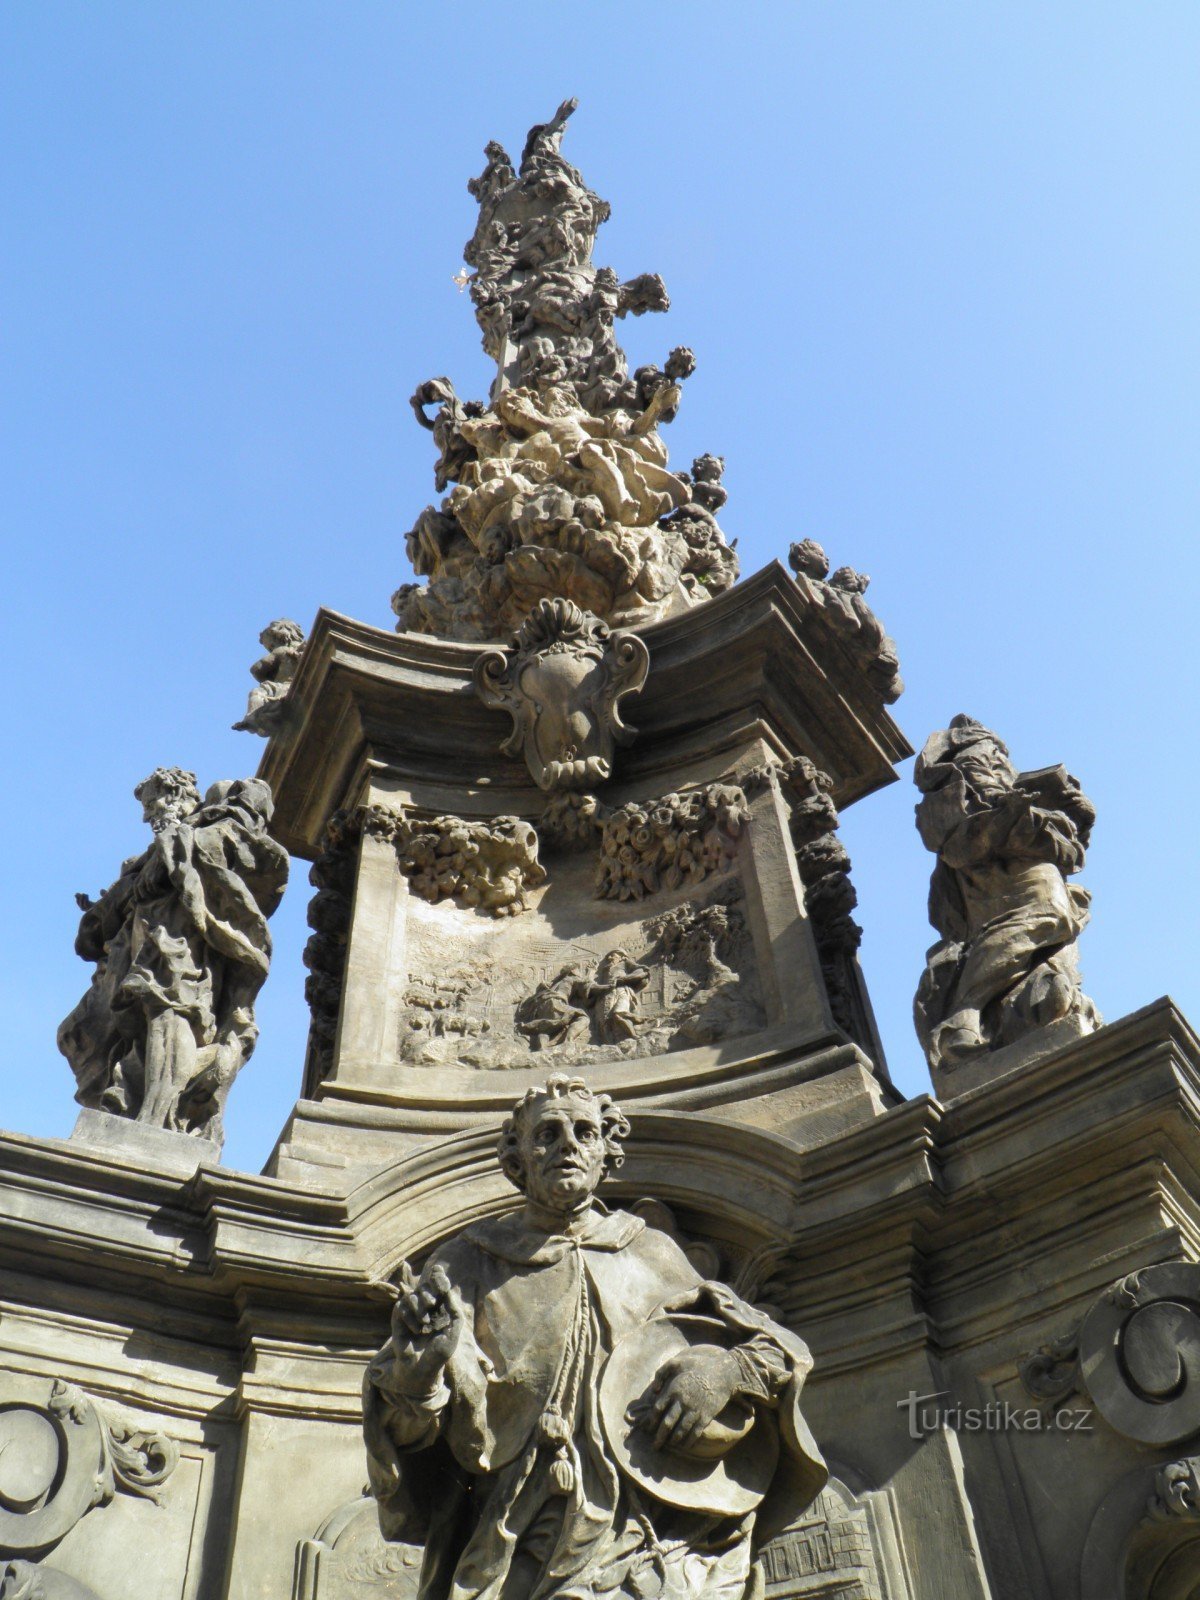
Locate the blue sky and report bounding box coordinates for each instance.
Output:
[3,5,1197,1174]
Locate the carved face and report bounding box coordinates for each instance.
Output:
[519,1093,606,1211]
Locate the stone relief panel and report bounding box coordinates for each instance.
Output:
[594,782,749,901]
[399,856,763,1070]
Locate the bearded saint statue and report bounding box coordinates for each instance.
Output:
[363,1074,826,1600]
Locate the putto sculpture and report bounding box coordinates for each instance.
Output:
[232,617,305,736]
[363,1074,825,1599]
[391,99,739,642]
[913,714,1099,1071]
[57,767,289,1141]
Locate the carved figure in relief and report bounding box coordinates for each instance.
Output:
[913,715,1099,1070]
[787,539,902,705]
[516,964,590,1051]
[232,617,306,735]
[596,782,749,901]
[57,768,288,1140]
[579,948,649,1044]
[474,599,649,792]
[363,1075,825,1600]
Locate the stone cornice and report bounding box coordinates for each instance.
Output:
[258,563,912,858]
[2,1000,1197,1390]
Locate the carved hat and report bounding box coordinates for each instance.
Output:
[599,1312,780,1517]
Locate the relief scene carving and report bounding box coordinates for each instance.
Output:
[400,865,763,1070]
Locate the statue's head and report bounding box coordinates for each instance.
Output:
[498,1074,630,1212]
[915,715,1017,800]
[260,618,304,652]
[134,767,201,831]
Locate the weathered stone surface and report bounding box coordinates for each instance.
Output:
[398,862,764,1072]
[0,1377,178,1559]
[232,617,305,735]
[788,540,903,704]
[392,102,739,641]
[57,768,289,1143]
[913,715,1099,1076]
[474,598,649,791]
[751,757,866,1046]
[70,1106,221,1176]
[595,781,750,901]
[362,1075,826,1598]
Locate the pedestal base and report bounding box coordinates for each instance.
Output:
[70,1106,221,1176]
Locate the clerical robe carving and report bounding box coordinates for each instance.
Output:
[363,1075,825,1600]
[57,767,289,1140]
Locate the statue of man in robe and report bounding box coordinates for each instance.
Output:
[363,1074,826,1600]
[57,767,289,1141]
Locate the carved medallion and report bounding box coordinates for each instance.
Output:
[474,599,649,792]
[0,1380,177,1558]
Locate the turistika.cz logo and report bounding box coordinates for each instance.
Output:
[897,1390,1093,1441]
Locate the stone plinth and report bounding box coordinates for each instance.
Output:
[71,1107,221,1177]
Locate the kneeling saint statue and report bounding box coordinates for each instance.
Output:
[363,1074,826,1600]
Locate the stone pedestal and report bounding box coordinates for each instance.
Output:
[70,1107,221,1177]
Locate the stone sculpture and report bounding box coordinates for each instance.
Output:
[57,767,289,1140]
[232,617,306,735]
[392,101,739,641]
[595,781,750,901]
[755,757,863,1040]
[788,540,902,705]
[913,715,1099,1071]
[0,1378,178,1563]
[475,598,649,792]
[363,1074,826,1600]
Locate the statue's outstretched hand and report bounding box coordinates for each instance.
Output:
[389,1262,463,1396]
[628,1344,743,1452]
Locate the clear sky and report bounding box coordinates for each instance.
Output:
[3,4,1197,1175]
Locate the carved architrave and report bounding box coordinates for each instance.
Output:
[0,1380,178,1558]
[474,600,649,792]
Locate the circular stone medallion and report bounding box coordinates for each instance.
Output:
[0,1409,62,1512]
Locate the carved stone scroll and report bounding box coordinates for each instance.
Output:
[0,1379,178,1559]
[474,599,648,791]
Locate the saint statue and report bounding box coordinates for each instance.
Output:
[57,767,289,1140]
[913,714,1099,1069]
[363,1074,826,1600]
